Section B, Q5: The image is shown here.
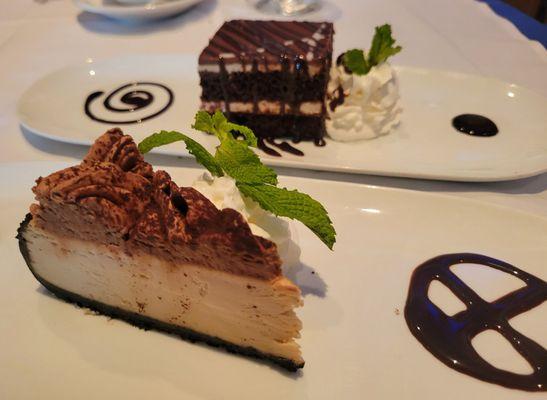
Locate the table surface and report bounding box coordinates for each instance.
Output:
[0,0,546,216]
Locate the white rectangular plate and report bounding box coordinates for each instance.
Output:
[17,54,547,182]
[1,162,546,399]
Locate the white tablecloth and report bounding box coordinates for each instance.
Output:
[0,0,546,215]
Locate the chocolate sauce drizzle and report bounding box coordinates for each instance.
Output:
[405,253,547,392]
[257,138,304,157]
[328,86,345,112]
[257,138,281,157]
[84,82,173,125]
[218,60,231,115]
[452,114,498,137]
[200,21,332,65]
[312,137,325,146]
[256,136,325,157]
[326,53,349,111]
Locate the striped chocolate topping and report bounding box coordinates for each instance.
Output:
[199,20,334,65]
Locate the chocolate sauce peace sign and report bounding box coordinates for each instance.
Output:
[405,253,547,391]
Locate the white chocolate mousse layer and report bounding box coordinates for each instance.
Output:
[23,221,304,365]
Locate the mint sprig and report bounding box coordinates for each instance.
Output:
[343,49,368,75]
[138,111,336,250]
[368,24,402,66]
[237,183,335,250]
[193,110,257,147]
[342,23,401,76]
[193,111,276,185]
[216,139,278,185]
[138,130,224,177]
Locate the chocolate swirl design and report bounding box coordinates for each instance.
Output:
[84,82,174,124]
[405,253,547,391]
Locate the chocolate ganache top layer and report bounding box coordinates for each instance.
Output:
[199,20,334,67]
[30,128,282,280]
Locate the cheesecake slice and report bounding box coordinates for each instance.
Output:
[17,129,304,370]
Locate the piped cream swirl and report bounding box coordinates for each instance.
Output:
[326,62,402,141]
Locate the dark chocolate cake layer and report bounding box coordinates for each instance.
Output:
[200,70,329,103]
[229,113,325,142]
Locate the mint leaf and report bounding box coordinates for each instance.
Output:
[138,130,223,177]
[192,110,228,140]
[212,109,228,131]
[225,122,258,148]
[192,110,214,134]
[237,183,336,250]
[215,139,277,185]
[343,49,369,75]
[367,24,401,67]
[342,24,401,76]
[210,110,230,141]
[193,110,257,147]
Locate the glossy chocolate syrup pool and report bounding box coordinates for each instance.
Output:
[405,253,546,391]
[452,114,498,137]
[84,82,173,124]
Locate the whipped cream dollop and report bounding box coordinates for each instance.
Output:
[326,62,402,141]
[192,173,301,269]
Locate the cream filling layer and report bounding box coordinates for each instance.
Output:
[24,223,303,363]
[202,100,323,116]
[199,63,323,76]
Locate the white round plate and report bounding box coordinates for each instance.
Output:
[1,161,546,399]
[17,54,547,182]
[73,0,202,21]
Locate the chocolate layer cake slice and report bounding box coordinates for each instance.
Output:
[199,20,334,146]
[17,129,304,370]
